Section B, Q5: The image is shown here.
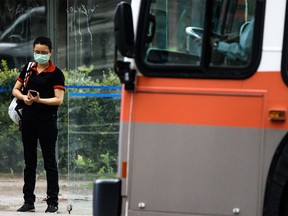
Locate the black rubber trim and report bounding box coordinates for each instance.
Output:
[263,133,288,216]
[281,0,288,87]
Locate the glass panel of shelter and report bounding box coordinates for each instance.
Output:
[0,0,52,212]
[0,0,123,214]
[66,0,122,215]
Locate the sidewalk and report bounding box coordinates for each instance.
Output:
[0,175,92,215]
[0,209,90,216]
[0,196,92,215]
[0,210,91,215]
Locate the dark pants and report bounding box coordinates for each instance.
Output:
[21,112,59,206]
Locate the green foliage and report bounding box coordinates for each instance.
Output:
[0,60,19,94]
[0,60,121,179]
[96,152,117,178]
[65,68,121,179]
[0,60,23,172]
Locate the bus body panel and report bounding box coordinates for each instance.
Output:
[112,0,288,215]
[129,123,262,215]
[117,71,288,215]
[121,72,288,129]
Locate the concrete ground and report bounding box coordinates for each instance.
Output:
[0,175,93,215]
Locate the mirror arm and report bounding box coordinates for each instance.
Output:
[114,59,136,91]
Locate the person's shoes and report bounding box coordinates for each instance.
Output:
[45,204,58,213]
[17,203,35,212]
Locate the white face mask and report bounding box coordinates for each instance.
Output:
[34,53,50,64]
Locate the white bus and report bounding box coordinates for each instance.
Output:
[94,0,288,215]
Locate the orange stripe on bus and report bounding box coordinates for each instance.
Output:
[120,72,288,129]
[121,161,127,179]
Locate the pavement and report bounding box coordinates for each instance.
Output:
[0,210,91,215]
[3,210,90,215]
[0,196,92,215]
[0,175,93,216]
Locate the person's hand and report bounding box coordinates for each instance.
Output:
[23,95,33,106]
[28,91,40,103]
[210,38,224,65]
[224,33,239,43]
[210,38,220,49]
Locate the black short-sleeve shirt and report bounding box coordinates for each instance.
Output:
[17,61,66,117]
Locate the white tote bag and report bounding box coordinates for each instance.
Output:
[8,98,22,124]
[8,62,33,125]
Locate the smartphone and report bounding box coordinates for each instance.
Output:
[29,90,38,97]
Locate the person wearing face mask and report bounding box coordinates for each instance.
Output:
[12,36,65,213]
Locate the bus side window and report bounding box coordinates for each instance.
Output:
[144,0,256,67]
[137,0,261,78]
[209,0,256,67]
[144,0,204,66]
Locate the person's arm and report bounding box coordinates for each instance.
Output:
[12,63,34,105]
[28,88,65,106]
[216,19,254,62]
[217,41,247,61]
[12,80,33,106]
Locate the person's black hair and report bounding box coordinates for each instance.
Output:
[33,36,53,51]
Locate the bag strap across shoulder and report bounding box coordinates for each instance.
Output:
[22,62,33,91]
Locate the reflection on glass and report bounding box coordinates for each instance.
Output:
[143,0,205,66]
[66,1,126,214]
[66,0,124,71]
[0,0,125,214]
[67,84,121,214]
[0,0,46,69]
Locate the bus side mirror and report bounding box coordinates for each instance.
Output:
[114,2,135,58]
